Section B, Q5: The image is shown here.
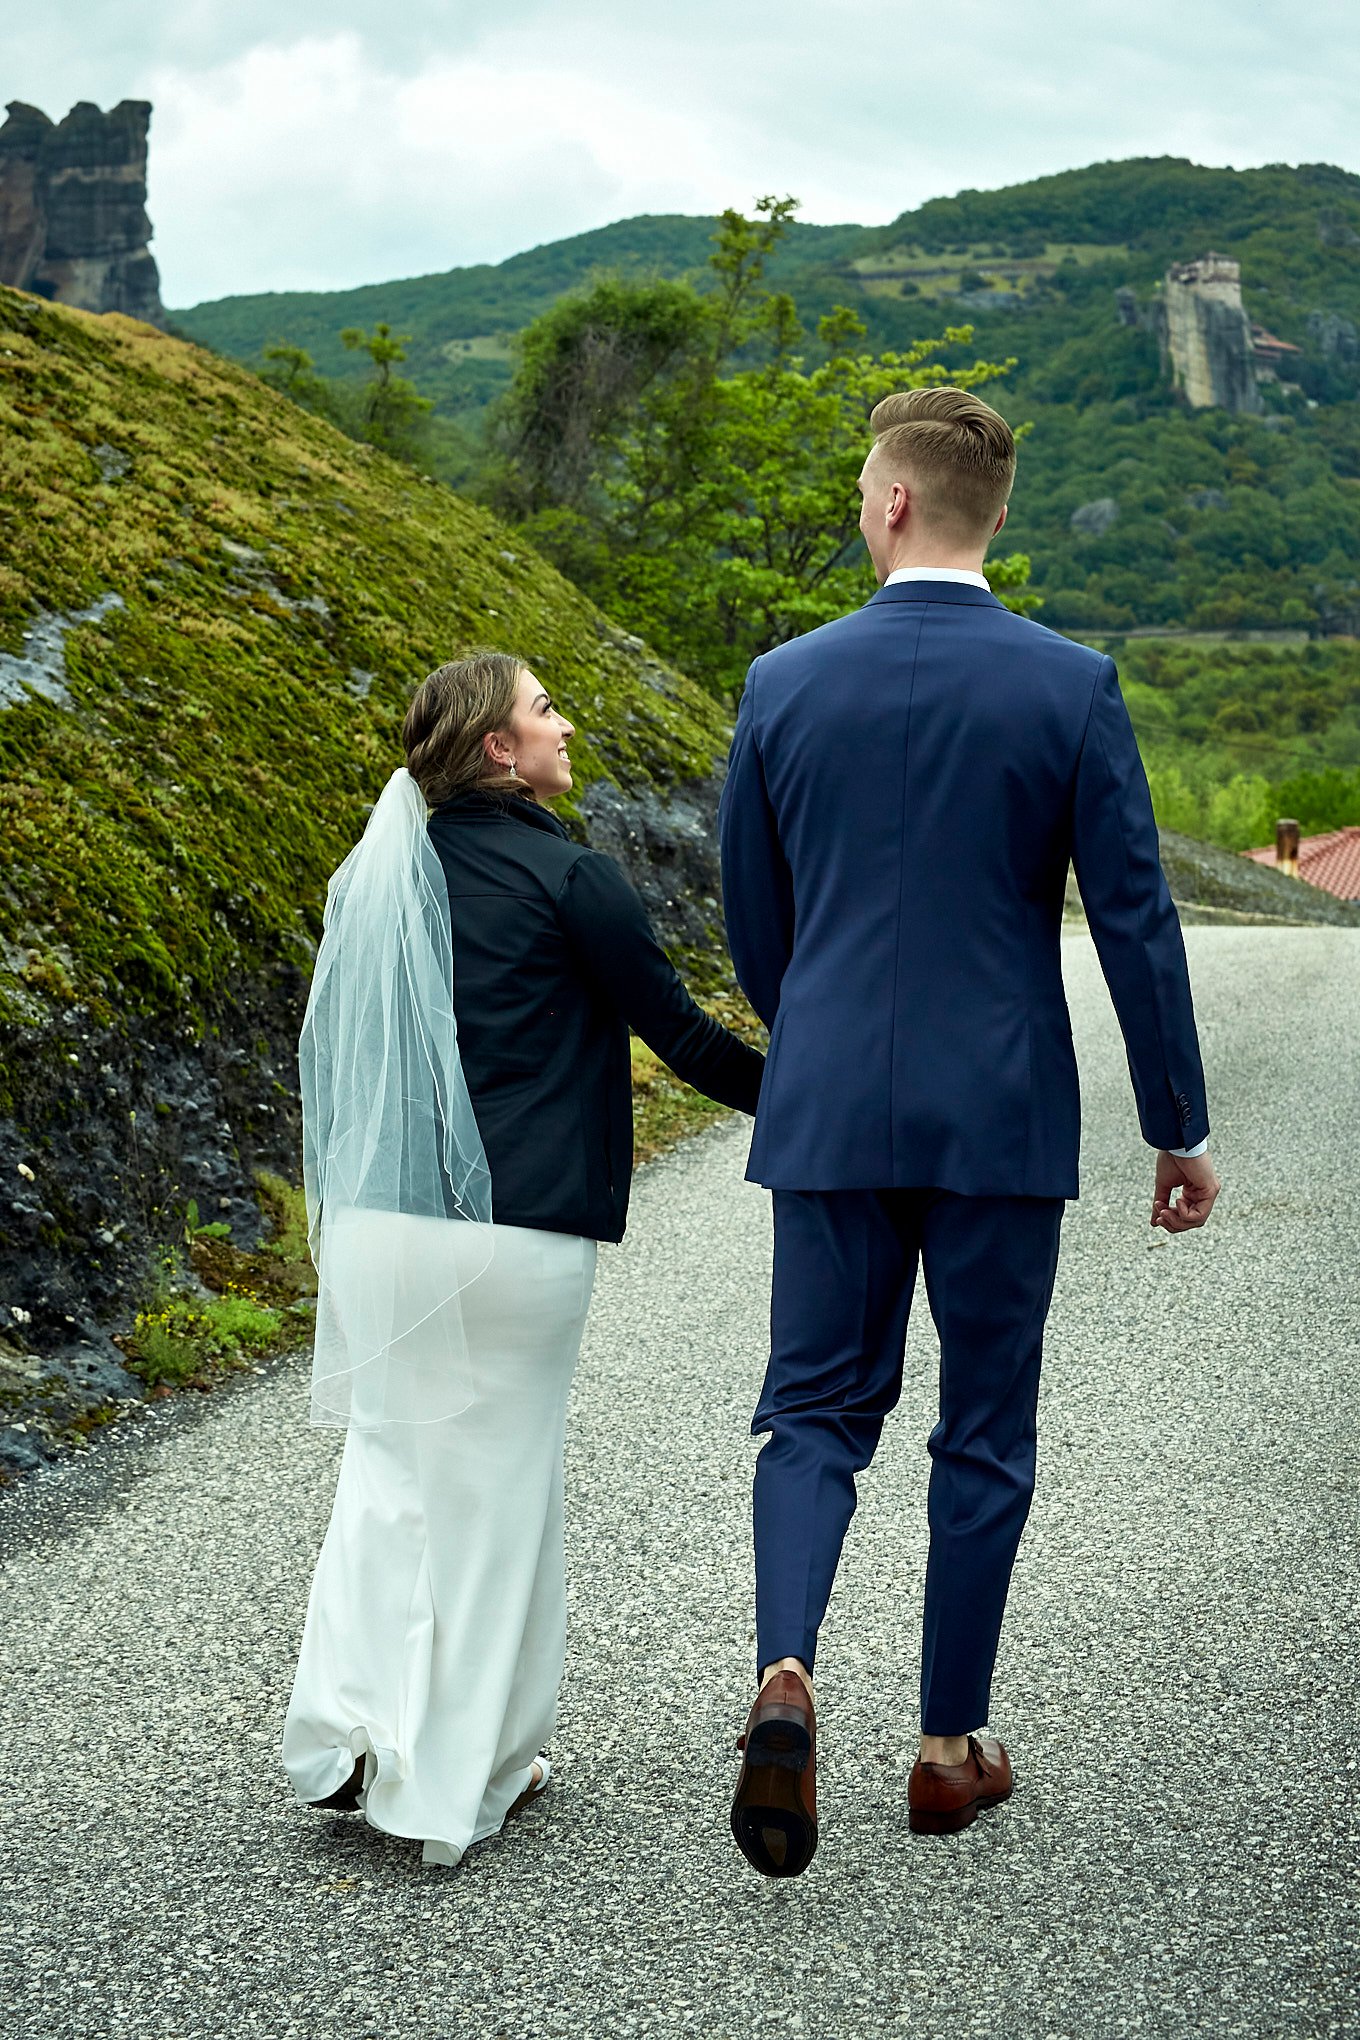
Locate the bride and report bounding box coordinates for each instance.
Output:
[281,649,763,1866]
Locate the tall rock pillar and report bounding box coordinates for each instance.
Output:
[0,101,51,286]
[0,98,164,326]
[1157,253,1262,415]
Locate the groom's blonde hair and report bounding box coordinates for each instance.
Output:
[868,386,1015,540]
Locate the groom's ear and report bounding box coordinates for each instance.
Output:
[993,502,1010,537]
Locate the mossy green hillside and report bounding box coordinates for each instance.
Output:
[0,285,749,1483]
[0,287,732,1033]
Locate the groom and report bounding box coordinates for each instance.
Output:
[718,386,1219,1877]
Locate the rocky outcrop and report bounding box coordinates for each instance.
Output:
[1064,829,1360,930]
[1156,253,1262,415]
[0,969,306,1475]
[1070,498,1120,537]
[0,102,47,285]
[0,99,163,324]
[1317,208,1360,252]
[1157,829,1360,928]
[1306,310,1359,363]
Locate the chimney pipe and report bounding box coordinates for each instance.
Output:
[1276,817,1300,879]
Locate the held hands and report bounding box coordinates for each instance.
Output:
[1151,1149,1221,1234]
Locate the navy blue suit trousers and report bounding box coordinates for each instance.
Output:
[755,1187,1063,1733]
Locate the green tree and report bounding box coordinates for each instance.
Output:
[1271,766,1360,833]
[260,341,344,424]
[1205,774,1273,850]
[493,199,1033,697]
[1145,763,1203,836]
[491,276,710,519]
[340,322,434,463]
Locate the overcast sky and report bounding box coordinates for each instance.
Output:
[10,2,1357,307]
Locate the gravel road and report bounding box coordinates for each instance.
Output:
[1,927,1357,2040]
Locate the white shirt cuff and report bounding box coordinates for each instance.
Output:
[1164,1137,1209,1159]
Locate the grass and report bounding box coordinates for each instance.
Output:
[852,241,1132,303]
[253,1170,312,1267]
[118,1172,317,1393]
[126,1286,288,1390]
[0,285,742,1389]
[439,335,515,363]
[0,1169,321,1482]
[851,239,1129,274]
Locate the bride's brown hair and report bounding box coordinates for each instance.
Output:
[402,650,538,807]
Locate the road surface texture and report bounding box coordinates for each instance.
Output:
[1,927,1357,2040]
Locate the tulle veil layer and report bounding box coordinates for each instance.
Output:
[299,767,492,1428]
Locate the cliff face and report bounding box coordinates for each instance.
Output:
[0,100,163,325]
[1157,253,1262,414]
[0,103,47,286]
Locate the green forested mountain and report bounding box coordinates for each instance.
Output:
[855,159,1360,638]
[177,216,864,419]
[169,158,1360,847]
[177,157,1360,639]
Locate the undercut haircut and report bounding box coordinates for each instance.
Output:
[868,386,1016,541]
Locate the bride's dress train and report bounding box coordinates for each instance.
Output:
[282,1224,597,1866]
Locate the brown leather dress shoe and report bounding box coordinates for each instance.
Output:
[730,1672,818,1878]
[908,1734,1013,1835]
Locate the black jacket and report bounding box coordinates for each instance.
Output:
[426,791,763,1243]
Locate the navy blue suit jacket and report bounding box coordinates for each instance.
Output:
[718,579,1209,1199]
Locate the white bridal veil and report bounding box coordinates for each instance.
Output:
[299,766,492,1429]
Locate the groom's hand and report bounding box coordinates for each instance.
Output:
[1152,1149,1220,1234]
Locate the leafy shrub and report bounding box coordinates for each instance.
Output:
[255,1170,311,1264]
[126,1285,282,1389]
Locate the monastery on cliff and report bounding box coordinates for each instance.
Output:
[1159,253,1301,415]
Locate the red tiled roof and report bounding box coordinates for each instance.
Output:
[1251,323,1302,355]
[1243,825,1360,900]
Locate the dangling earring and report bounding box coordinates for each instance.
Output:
[507,759,517,778]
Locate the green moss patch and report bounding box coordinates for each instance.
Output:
[112,1169,314,1391]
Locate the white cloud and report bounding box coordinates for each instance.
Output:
[6,1,1358,304]
[148,32,764,302]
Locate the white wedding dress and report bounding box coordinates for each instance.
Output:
[282,1223,596,1866]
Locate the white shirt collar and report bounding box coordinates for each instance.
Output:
[884,566,990,590]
